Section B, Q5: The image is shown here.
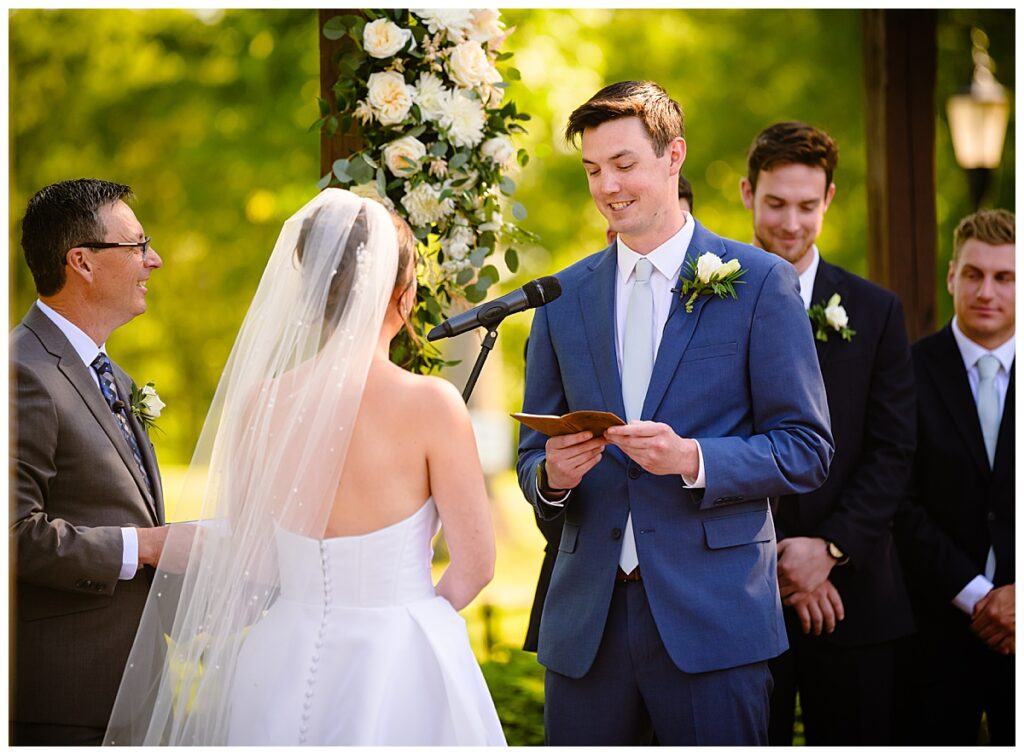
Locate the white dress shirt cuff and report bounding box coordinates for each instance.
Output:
[680,440,705,488]
[952,574,994,616]
[536,478,570,507]
[120,526,139,580]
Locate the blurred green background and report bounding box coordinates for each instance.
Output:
[8,9,1015,744]
[9,8,1014,464]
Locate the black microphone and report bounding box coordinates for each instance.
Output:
[427,276,562,341]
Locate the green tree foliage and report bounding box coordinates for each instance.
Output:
[10,9,321,462]
[10,9,1013,463]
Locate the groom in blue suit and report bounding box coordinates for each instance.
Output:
[516,81,833,745]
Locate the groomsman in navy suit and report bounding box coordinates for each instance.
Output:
[516,81,833,746]
[739,122,916,745]
[894,209,1015,745]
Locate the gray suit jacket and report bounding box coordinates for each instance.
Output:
[10,303,164,728]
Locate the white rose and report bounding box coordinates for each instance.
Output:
[400,182,454,227]
[438,89,486,148]
[480,135,516,169]
[695,252,724,284]
[366,71,414,126]
[413,72,449,122]
[824,293,849,330]
[447,40,501,90]
[383,136,427,177]
[441,225,476,261]
[362,18,412,59]
[139,384,165,418]
[413,9,474,42]
[349,181,395,210]
[468,9,505,45]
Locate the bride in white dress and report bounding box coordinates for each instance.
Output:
[105,189,506,746]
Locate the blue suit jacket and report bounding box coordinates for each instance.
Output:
[516,221,833,677]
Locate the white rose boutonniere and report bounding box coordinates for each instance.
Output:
[808,293,856,342]
[362,18,414,59]
[675,252,747,313]
[129,382,165,433]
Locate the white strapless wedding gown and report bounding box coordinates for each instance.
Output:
[226,498,506,745]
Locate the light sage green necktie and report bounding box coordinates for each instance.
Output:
[619,257,654,573]
[976,353,1000,580]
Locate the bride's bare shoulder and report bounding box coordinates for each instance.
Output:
[380,365,469,422]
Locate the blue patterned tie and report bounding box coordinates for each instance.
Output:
[91,353,153,493]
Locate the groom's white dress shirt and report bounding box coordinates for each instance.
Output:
[35,300,139,580]
[539,213,706,507]
[949,316,1015,616]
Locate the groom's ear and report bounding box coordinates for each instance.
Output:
[740,178,755,210]
[668,137,686,172]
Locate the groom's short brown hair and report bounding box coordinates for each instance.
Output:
[565,80,684,157]
[746,122,838,196]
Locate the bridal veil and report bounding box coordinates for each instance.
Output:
[105,189,399,745]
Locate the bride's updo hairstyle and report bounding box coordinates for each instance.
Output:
[295,204,363,337]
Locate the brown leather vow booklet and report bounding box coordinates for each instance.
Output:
[511,410,625,437]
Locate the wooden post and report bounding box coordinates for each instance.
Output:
[863,10,938,342]
[318,9,364,178]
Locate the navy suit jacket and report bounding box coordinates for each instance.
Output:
[516,221,833,678]
[774,258,916,646]
[895,325,1015,614]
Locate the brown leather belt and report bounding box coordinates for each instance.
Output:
[616,566,641,583]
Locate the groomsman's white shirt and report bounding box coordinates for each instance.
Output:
[35,300,140,579]
[539,213,705,506]
[949,317,1015,615]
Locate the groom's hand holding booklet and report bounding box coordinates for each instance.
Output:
[511,410,625,437]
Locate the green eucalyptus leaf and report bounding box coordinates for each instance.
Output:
[332,158,352,183]
[499,175,516,195]
[465,285,488,304]
[456,268,474,285]
[478,264,500,287]
[512,202,527,220]
[429,141,448,157]
[505,67,521,81]
[317,172,332,190]
[449,151,470,170]
[322,15,347,40]
[469,246,490,268]
[504,247,519,273]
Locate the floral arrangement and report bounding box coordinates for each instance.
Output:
[316,9,536,373]
[675,252,747,313]
[808,293,855,342]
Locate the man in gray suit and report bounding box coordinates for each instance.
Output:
[11,179,169,745]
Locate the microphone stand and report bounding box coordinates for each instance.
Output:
[461,325,500,404]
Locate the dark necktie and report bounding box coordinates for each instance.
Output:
[91,353,153,493]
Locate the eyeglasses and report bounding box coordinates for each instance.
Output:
[77,236,152,261]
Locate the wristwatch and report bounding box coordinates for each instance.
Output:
[536,460,565,498]
[826,540,849,566]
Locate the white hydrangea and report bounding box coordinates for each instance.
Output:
[438,89,486,149]
[442,224,476,261]
[400,181,454,226]
[413,72,449,122]
[366,71,414,126]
